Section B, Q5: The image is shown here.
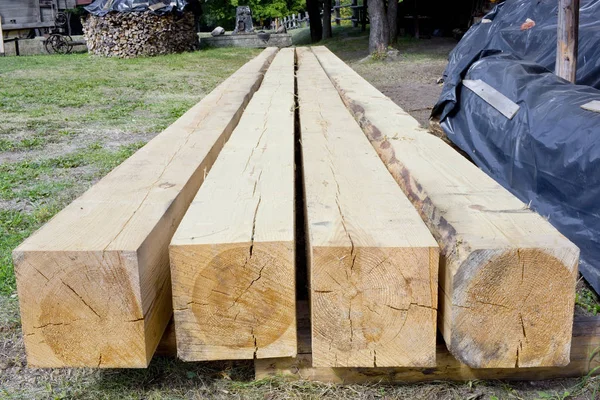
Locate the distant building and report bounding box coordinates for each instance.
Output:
[0,0,89,31]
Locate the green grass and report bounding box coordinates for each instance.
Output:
[0,137,47,151]
[0,211,44,295]
[577,287,600,315]
[0,48,262,137]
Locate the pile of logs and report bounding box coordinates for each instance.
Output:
[11,47,600,383]
[83,12,199,58]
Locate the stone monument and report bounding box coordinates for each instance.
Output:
[232,6,254,34]
[201,5,292,48]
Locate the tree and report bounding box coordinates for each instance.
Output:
[387,0,398,44]
[306,0,322,42]
[322,0,332,38]
[368,0,388,53]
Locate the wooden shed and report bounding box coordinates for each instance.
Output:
[0,0,77,31]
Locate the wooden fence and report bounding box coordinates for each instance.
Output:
[280,0,368,31]
[332,0,367,29]
[281,12,309,30]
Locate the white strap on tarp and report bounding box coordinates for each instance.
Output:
[463,79,520,120]
[581,100,600,113]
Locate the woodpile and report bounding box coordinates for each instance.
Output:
[83,12,199,58]
[13,47,599,383]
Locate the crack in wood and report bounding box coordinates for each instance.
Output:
[60,279,101,319]
[227,262,267,311]
[33,322,70,329]
[373,349,377,367]
[249,195,262,257]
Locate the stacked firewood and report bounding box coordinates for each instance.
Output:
[83,12,199,58]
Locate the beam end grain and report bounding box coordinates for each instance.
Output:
[311,246,439,368]
[14,250,148,368]
[446,247,578,368]
[170,242,296,361]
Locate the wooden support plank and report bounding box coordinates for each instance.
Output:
[462,79,520,120]
[255,302,600,383]
[0,17,5,56]
[556,0,580,83]
[12,48,279,368]
[311,46,579,369]
[296,48,439,368]
[169,49,296,362]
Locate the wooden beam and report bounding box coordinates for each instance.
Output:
[13,48,279,368]
[255,302,600,383]
[311,46,579,369]
[169,49,296,362]
[556,0,580,83]
[297,48,439,368]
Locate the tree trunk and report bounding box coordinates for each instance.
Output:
[307,0,323,43]
[387,0,398,44]
[323,0,332,38]
[368,0,388,54]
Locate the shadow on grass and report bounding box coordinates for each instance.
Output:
[88,358,255,397]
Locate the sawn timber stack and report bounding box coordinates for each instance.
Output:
[311,46,579,369]
[11,46,587,379]
[297,48,439,368]
[169,48,297,361]
[12,48,278,368]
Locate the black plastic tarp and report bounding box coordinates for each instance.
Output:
[441,54,600,292]
[85,0,189,16]
[434,0,600,292]
[434,0,600,120]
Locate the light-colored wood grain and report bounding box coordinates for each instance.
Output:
[462,79,520,119]
[297,48,439,368]
[311,45,579,369]
[254,302,600,383]
[556,0,579,83]
[169,48,296,361]
[0,17,5,55]
[12,48,279,368]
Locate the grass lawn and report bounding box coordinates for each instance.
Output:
[1,36,599,399]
